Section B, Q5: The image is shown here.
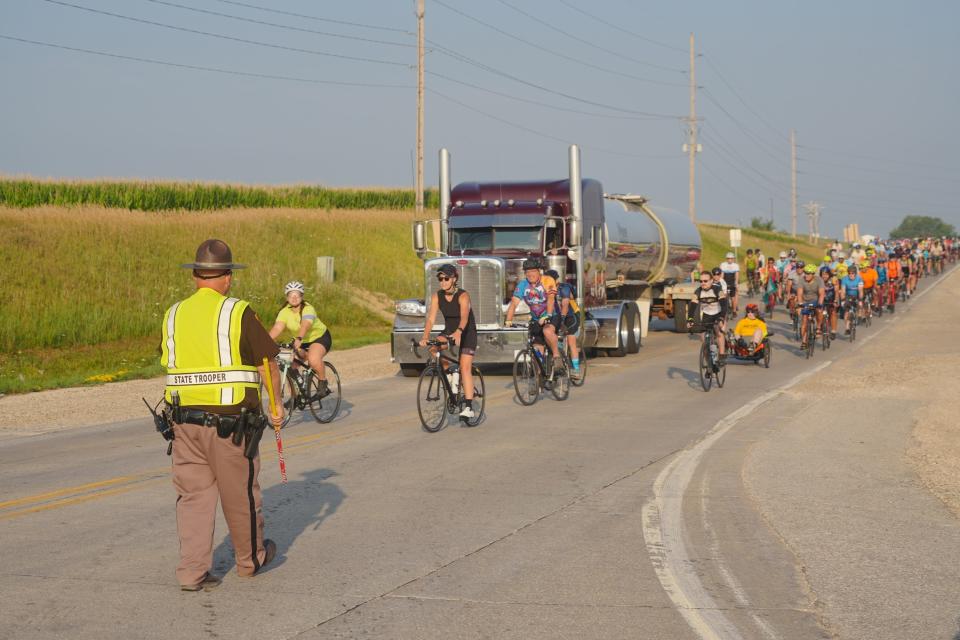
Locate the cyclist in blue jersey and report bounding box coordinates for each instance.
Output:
[545,269,581,377]
[838,264,864,335]
[505,258,561,373]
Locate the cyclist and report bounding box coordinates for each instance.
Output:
[745,249,757,295]
[839,264,864,335]
[796,264,825,348]
[732,302,768,353]
[820,266,839,340]
[761,256,779,314]
[784,259,804,328]
[850,242,866,264]
[544,269,582,378]
[687,271,729,370]
[859,260,879,314]
[420,264,478,421]
[505,258,561,378]
[720,252,741,313]
[875,256,889,313]
[269,281,333,397]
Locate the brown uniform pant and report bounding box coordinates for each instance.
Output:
[172,421,267,587]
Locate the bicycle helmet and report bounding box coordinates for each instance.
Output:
[437,263,458,278]
[788,248,797,257]
[522,257,542,271]
[725,251,735,259]
[544,269,561,280]
[745,303,759,315]
[819,265,832,276]
[284,280,305,294]
[796,260,806,269]
[779,251,788,258]
[803,264,817,274]
[860,260,870,269]
[711,267,723,276]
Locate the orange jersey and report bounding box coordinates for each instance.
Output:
[886,260,900,279]
[860,268,878,289]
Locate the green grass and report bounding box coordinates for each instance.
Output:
[0,179,439,211]
[0,206,418,393]
[697,223,834,271]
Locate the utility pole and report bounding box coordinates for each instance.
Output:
[415,0,425,216]
[805,201,822,240]
[790,129,797,237]
[685,32,700,222]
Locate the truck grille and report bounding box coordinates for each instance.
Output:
[427,259,503,328]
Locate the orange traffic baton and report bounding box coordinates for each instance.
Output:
[262,357,288,483]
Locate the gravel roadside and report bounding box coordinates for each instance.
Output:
[0,342,398,435]
[745,267,960,639]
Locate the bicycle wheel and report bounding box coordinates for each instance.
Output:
[417,366,448,432]
[806,330,815,359]
[763,342,771,368]
[698,341,713,392]
[307,362,342,424]
[262,371,296,428]
[566,343,587,387]
[793,313,801,341]
[715,354,727,388]
[512,349,540,406]
[822,323,830,351]
[550,356,570,401]
[850,317,857,342]
[462,366,485,426]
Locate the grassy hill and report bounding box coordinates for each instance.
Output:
[698,223,834,270]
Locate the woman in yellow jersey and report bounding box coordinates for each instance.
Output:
[268,281,332,396]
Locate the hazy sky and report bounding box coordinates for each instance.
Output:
[2,0,958,237]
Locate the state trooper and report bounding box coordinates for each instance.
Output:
[160,239,284,591]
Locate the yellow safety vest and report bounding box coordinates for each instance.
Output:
[160,288,260,407]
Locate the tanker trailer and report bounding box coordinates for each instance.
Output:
[601,195,702,333]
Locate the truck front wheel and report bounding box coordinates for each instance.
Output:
[673,301,688,333]
[400,364,425,378]
[608,306,629,358]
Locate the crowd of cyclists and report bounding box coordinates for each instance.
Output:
[687,236,957,374]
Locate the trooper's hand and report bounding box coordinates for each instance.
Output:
[271,406,284,429]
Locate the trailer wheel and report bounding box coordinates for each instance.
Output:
[399,364,425,378]
[608,306,629,357]
[626,303,641,354]
[673,301,688,333]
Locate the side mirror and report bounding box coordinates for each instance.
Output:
[569,220,581,246]
[413,221,426,257]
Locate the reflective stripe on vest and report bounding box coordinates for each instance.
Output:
[161,289,260,407]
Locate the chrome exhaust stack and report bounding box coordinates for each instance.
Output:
[568,144,585,312]
[439,148,451,255]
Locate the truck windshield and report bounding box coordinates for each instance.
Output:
[450,227,541,253]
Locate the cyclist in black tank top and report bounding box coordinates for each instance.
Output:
[420,264,478,421]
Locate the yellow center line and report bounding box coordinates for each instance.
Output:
[0,469,167,510]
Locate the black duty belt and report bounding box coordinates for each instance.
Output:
[179,408,244,429]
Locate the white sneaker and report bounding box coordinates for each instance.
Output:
[459,406,475,420]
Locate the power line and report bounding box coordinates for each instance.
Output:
[554,0,689,54]
[700,87,787,166]
[493,0,686,74]
[432,0,685,87]
[426,70,665,121]
[798,144,959,173]
[139,0,415,48]
[798,168,960,196]
[0,34,413,88]
[427,88,676,160]
[42,0,409,68]
[699,156,769,213]
[427,39,682,119]
[699,131,787,198]
[699,128,787,189]
[798,155,960,184]
[211,0,411,34]
[701,56,790,144]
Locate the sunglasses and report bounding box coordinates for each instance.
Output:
[700,279,711,283]
[437,275,453,282]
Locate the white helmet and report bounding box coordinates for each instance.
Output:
[725,252,735,259]
[284,280,305,294]
[779,251,787,258]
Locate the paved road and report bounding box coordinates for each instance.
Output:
[1,270,957,639]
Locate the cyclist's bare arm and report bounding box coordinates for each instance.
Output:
[420,292,440,346]
[504,296,521,325]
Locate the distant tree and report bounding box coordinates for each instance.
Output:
[888,215,955,239]
[750,217,775,231]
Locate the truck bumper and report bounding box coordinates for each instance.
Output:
[392,329,530,365]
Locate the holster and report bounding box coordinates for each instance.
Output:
[242,413,267,460]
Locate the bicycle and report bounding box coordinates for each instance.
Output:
[512,321,569,405]
[558,323,587,388]
[842,298,860,342]
[692,319,726,392]
[798,302,818,359]
[820,306,833,351]
[264,343,342,427]
[413,338,485,432]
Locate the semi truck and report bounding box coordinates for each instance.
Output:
[391,145,702,375]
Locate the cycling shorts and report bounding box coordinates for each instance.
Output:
[554,313,580,336]
[301,329,333,353]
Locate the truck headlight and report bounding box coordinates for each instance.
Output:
[395,300,426,316]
